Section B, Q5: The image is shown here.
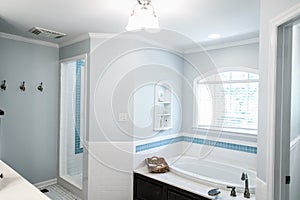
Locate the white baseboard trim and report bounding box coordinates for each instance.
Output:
[34,178,57,188]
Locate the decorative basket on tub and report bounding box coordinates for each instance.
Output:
[145,156,169,173]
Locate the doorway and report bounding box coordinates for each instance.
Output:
[58,54,86,197]
[275,17,300,200]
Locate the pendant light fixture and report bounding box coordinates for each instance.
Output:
[126,0,160,32]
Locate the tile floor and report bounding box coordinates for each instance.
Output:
[39,184,81,200]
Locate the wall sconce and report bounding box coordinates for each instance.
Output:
[20,81,25,91]
[1,80,6,91]
[37,82,43,92]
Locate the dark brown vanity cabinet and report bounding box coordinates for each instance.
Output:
[134,173,210,200]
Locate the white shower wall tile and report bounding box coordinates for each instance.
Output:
[61,65,83,177]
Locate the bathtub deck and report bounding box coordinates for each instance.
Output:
[134,166,256,200]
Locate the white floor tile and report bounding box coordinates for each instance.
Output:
[39,184,81,200]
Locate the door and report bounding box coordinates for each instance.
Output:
[275,19,300,200]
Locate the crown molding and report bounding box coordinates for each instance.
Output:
[88,32,116,39]
[0,32,59,48]
[184,37,259,54]
[59,33,116,48]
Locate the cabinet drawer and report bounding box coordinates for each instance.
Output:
[134,173,210,200]
[167,188,204,200]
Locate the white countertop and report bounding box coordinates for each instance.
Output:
[134,166,255,200]
[0,160,50,200]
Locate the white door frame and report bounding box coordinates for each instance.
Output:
[267,3,300,200]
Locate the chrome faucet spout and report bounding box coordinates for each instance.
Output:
[241,172,250,198]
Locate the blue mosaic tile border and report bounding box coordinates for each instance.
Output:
[135,136,257,154]
[75,59,84,154]
[136,136,184,152]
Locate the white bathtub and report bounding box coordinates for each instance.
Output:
[168,156,256,194]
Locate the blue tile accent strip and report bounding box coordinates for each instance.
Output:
[136,136,184,152]
[135,136,257,154]
[75,59,84,154]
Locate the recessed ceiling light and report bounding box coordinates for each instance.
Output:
[208,34,221,39]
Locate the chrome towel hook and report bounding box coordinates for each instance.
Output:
[1,80,6,91]
[20,81,25,91]
[37,82,43,92]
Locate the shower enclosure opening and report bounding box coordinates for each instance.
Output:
[59,55,86,191]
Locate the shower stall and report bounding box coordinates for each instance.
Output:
[58,55,86,196]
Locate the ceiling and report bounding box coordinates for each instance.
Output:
[0,0,260,46]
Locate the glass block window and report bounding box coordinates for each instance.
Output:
[194,71,259,134]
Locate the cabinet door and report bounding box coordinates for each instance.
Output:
[135,175,164,200]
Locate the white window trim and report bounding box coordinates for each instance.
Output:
[193,67,259,137]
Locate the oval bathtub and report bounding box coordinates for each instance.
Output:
[168,156,256,193]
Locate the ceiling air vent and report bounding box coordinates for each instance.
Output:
[29,27,66,39]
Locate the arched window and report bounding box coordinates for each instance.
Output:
[194,70,259,134]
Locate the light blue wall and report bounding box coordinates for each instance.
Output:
[59,39,90,60]
[132,50,183,139]
[0,37,59,184]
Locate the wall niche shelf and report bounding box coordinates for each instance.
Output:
[153,81,172,131]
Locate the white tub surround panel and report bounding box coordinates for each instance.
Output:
[87,142,134,200]
[181,133,257,171]
[0,160,50,200]
[168,156,256,193]
[255,177,267,200]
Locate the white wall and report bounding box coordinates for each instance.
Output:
[291,25,300,141]
[289,23,300,200]
[258,1,300,199]
[290,142,300,200]
[86,33,184,200]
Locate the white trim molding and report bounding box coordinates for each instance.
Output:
[88,32,116,39]
[34,178,57,188]
[184,37,259,54]
[0,32,59,48]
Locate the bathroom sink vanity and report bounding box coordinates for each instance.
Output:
[0,160,50,200]
[134,173,210,200]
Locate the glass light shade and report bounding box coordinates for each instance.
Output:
[126,5,159,32]
[126,14,142,31]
